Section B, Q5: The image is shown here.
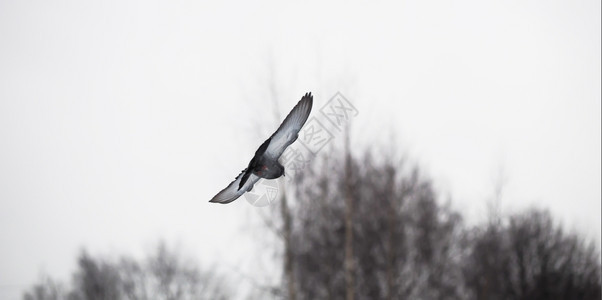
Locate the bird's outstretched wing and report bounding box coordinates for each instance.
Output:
[264,92,313,160]
[209,169,260,204]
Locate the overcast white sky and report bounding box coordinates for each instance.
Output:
[1,0,600,298]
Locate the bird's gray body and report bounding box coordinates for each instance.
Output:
[255,156,285,179]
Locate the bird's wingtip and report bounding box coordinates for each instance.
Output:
[209,195,237,204]
[209,197,224,204]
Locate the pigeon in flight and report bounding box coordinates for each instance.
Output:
[209,93,313,204]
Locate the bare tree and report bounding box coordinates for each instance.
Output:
[22,242,229,300]
[343,127,355,300]
[23,276,66,300]
[117,242,229,300]
[245,59,298,300]
[463,208,602,300]
[289,148,465,299]
[68,251,121,300]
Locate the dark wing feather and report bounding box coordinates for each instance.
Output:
[238,138,271,190]
[263,92,313,160]
[209,169,260,204]
[238,168,253,191]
